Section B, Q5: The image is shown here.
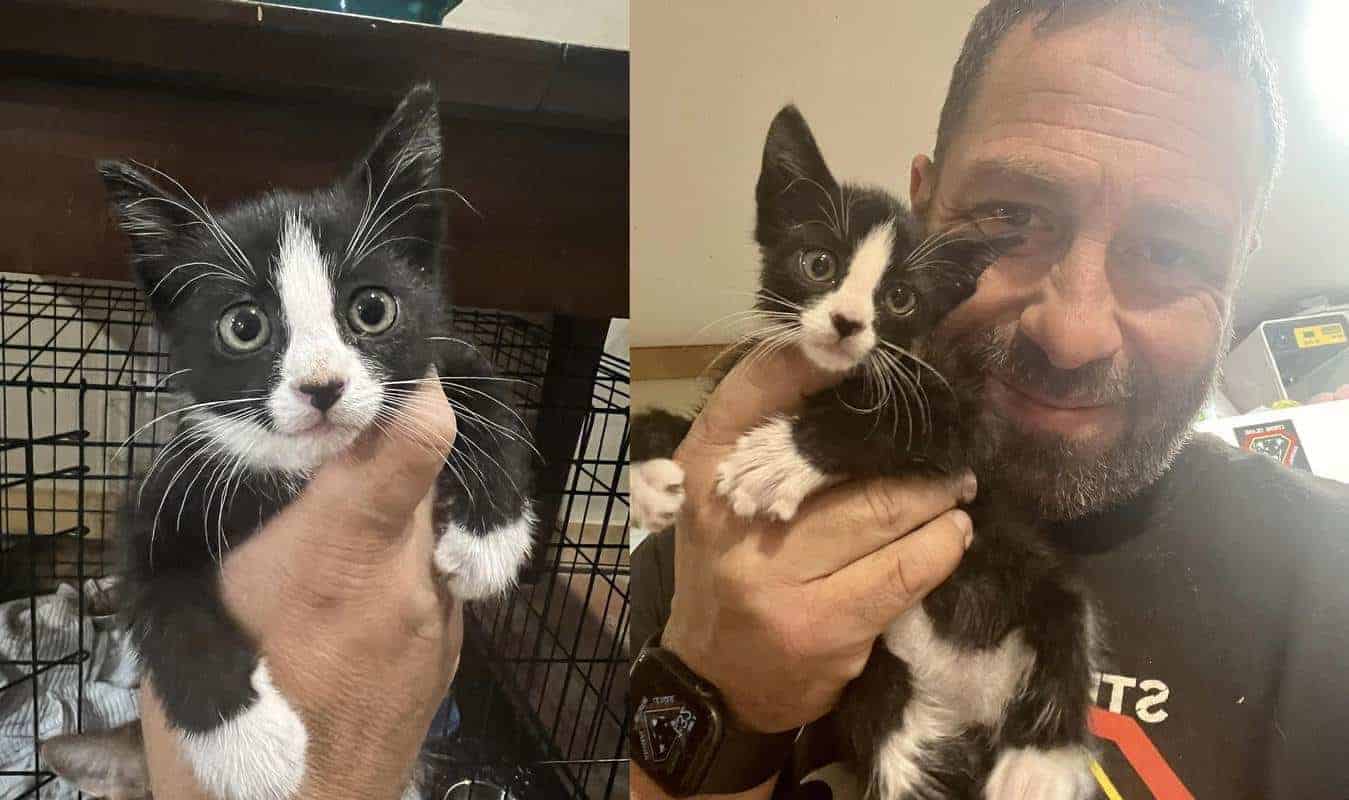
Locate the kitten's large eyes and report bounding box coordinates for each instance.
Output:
[799,249,838,283]
[884,285,918,316]
[348,288,398,335]
[218,303,270,353]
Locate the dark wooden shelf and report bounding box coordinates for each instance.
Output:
[0,0,629,319]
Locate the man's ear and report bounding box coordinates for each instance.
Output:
[41,722,150,799]
[347,83,447,268]
[910,154,936,220]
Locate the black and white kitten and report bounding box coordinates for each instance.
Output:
[98,85,535,800]
[630,106,1098,799]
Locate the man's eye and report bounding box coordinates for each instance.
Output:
[971,203,1053,242]
[1139,239,1202,271]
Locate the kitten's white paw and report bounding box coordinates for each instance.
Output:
[714,417,832,521]
[433,509,534,600]
[984,746,1095,800]
[632,458,685,530]
[178,661,306,800]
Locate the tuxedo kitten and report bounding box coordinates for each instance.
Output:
[98,85,534,800]
[630,106,1098,799]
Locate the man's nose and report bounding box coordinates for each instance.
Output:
[1018,239,1123,370]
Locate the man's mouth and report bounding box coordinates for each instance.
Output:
[986,375,1124,439]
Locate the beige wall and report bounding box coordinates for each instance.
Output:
[632,1,987,348]
[632,0,1349,349]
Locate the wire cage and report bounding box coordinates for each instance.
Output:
[0,274,629,799]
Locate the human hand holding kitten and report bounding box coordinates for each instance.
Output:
[139,378,461,800]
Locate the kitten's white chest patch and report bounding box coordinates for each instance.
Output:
[177,660,306,800]
[872,610,1037,799]
[882,607,1033,728]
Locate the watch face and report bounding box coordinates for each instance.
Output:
[634,695,699,765]
[628,648,724,795]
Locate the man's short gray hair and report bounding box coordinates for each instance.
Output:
[935,0,1286,210]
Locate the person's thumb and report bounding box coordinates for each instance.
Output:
[303,375,457,531]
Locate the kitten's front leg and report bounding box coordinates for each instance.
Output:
[430,343,535,600]
[984,582,1097,800]
[131,571,307,800]
[715,414,838,521]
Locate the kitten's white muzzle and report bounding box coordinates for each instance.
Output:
[799,311,876,372]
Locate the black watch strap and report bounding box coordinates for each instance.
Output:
[701,718,798,793]
[632,631,798,795]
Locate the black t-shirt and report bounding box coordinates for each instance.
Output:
[629,434,1349,799]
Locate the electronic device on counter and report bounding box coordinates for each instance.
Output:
[1222,309,1349,412]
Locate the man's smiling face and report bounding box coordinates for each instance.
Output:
[914,7,1267,519]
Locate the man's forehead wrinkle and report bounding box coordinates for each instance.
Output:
[980,59,1238,159]
[950,40,1257,233]
[1035,95,1209,142]
[959,149,1102,198]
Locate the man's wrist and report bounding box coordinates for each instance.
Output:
[659,621,784,735]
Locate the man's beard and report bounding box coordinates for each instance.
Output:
[929,325,1221,521]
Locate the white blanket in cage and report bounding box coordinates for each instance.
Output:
[0,579,140,800]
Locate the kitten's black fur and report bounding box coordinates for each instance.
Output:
[99,85,534,800]
[631,106,1096,798]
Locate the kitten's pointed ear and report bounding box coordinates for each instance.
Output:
[41,722,150,799]
[350,84,446,265]
[98,160,194,265]
[755,105,841,246]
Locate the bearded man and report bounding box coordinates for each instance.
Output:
[630,2,1349,798]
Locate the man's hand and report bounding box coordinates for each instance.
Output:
[661,347,975,735]
[140,378,462,800]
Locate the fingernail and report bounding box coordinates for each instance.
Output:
[960,471,978,503]
[951,509,972,540]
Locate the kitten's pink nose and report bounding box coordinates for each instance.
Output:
[831,313,864,339]
[297,379,346,412]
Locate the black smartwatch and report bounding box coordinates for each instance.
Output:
[629,632,798,796]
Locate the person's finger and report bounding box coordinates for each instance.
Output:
[306,375,457,525]
[782,471,976,577]
[1335,383,1349,402]
[819,508,972,631]
[677,346,842,490]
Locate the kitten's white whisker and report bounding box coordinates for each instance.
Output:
[116,397,267,459]
[903,216,1005,267]
[149,262,247,297]
[344,161,377,262]
[127,160,254,275]
[150,368,193,393]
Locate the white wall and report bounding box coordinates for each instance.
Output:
[632,1,993,348]
[632,0,1349,348]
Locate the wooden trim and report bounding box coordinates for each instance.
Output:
[1,0,628,130]
[631,344,728,381]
